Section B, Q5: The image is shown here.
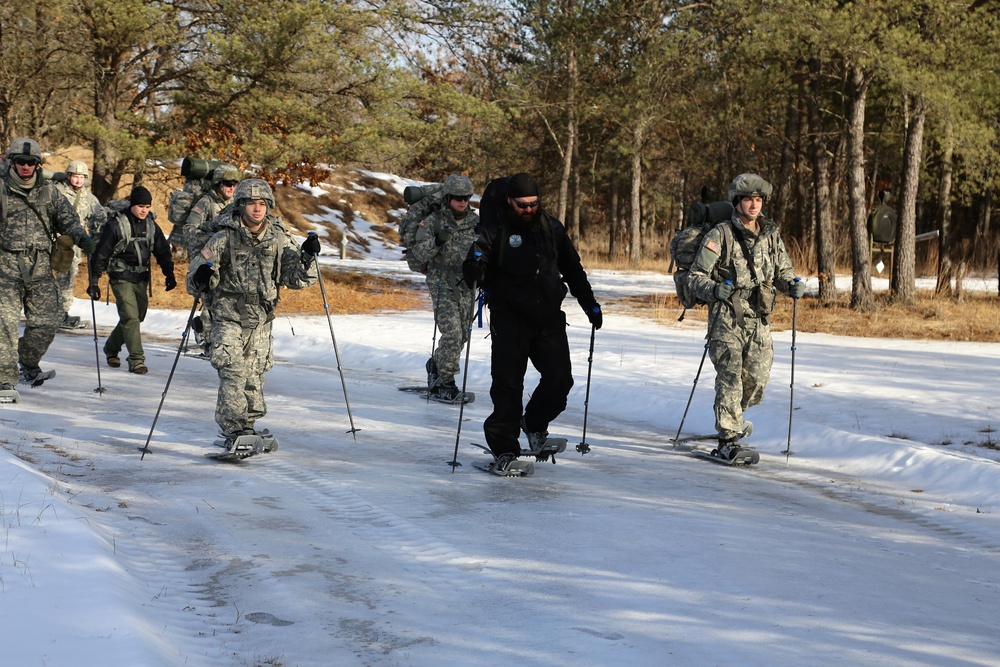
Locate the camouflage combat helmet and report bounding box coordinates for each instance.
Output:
[212,164,243,186]
[66,160,89,176]
[442,174,474,198]
[233,178,275,209]
[728,173,773,205]
[6,138,44,164]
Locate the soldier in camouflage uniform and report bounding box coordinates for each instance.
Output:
[686,173,806,458]
[186,179,318,451]
[184,164,241,259]
[53,161,107,328]
[408,174,479,401]
[0,138,97,390]
[183,164,242,356]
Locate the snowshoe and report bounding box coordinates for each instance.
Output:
[0,383,21,404]
[525,437,568,463]
[59,315,88,330]
[472,452,535,477]
[206,431,265,461]
[696,444,760,466]
[18,367,55,387]
[428,384,475,404]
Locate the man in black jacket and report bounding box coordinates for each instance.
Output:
[88,186,176,374]
[463,173,602,475]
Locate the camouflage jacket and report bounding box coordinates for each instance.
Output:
[687,213,795,336]
[185,191,231,255]
[410,207,480,288]
[54,181,108,237]
[0,172,87,281]
[186,211,317,330]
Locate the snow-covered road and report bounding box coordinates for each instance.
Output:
[2,289,999,666]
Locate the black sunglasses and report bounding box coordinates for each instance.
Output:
[513,199,539,209]
[449,195,471,202]
[13,157,38,167]
[221,180,239,187]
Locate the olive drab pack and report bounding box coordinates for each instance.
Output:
[167,158,221,244]
[398,183,443,273]
[670,201,734,316]
[868,206,897,244]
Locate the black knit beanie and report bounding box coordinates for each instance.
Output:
[129,186,153,206]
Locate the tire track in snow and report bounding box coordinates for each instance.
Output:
[260,457,487,575]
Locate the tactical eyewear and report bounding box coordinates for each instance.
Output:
[513,199,539,209]
[221,180,239,187]
[12,158,38,167]
[449,195,472,202]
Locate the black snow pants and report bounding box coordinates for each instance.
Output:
[483,308,574,457]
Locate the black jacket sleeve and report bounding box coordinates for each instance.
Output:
[88,217,121,281]
[152,224,174,278]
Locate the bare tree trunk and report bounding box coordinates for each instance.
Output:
[91,64,126,202]
[935,120,955,294]
[846,65,874,312]
[609,173,619,258]
[558,46,577,227]
[629,122,644,267]
[892,96,926,304]
[775,86,799,229]
[807,58,836,303]
[571,139,581,241]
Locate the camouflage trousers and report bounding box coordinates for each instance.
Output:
[708,318,773,441]
[0,266,62,384]
[105,278,149,367]
[210,316,274,435]
[52,246,82,316]
[427,278,473,387]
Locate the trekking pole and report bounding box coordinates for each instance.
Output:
[449,286,481,470]
[90,292,105,395]
[140,297,199,460]
[426,321,437,403]
[576,324,596,454]
[315,254,360,441]
[783,279,801,461]
[671,281,729,449]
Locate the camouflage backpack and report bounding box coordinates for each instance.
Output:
[398,183,443,273]
[166,158,222,245]
[669,201,734,318]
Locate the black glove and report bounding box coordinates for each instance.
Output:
[789,278,806,299]
[435,226,454,246]
[191,263,214,293]
[462,258,483,288]
[714,281,734,301]
[585,303,603,330]
[301,233,321,257]
[86,282,101,301]
[164,274,177,292]
[79,236,98,255]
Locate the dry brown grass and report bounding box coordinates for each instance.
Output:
[621,290,1000,342]
[76,261,424,315]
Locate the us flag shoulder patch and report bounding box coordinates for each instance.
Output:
[200,247,214,261]
[705,239,721,254]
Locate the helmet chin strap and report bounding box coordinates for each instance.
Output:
[737,201,757,220]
